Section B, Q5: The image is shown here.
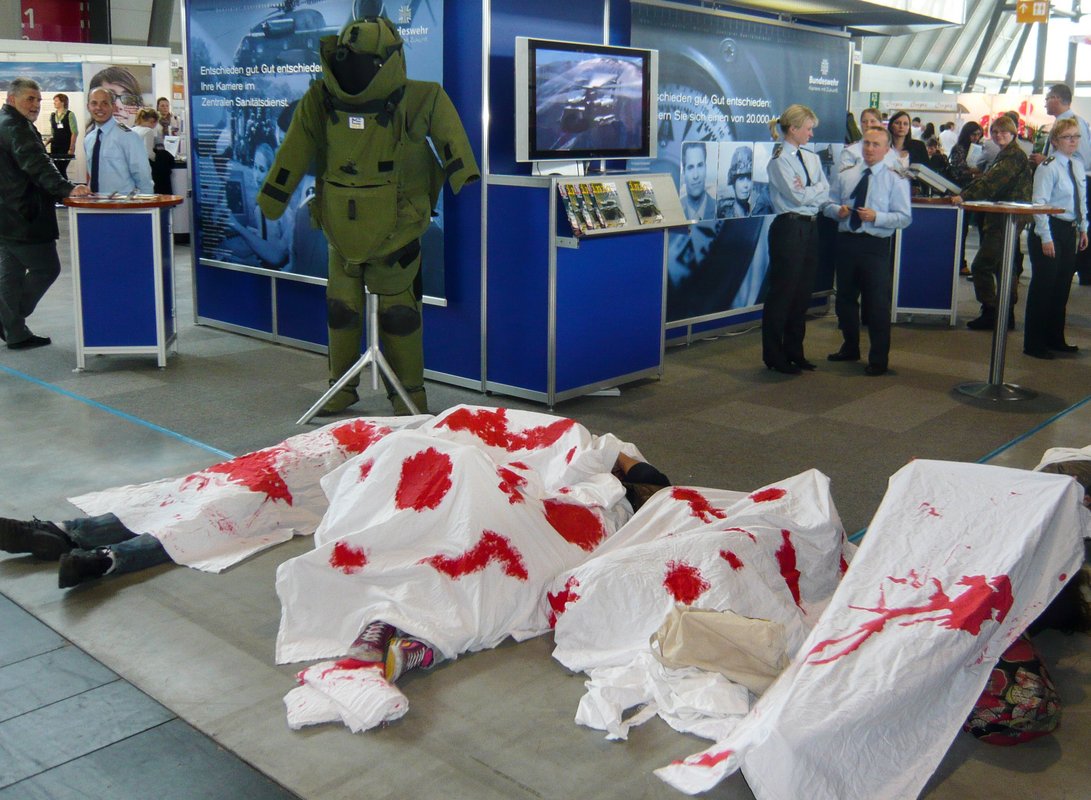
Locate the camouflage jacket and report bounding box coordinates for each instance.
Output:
[960,141,1032,204]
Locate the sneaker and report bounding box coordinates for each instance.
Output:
[0,517,73,560]
[385,636,434,683]
[57,548,113,588]
[348,621,396,662]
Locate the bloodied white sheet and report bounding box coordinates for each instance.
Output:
[657,460,1087,799]
[548,470,852,742]
[275,405,642,665]
[69,416,430,572]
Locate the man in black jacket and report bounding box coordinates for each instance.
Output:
[0,77,89,349]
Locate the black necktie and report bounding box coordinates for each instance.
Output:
[796,149,812,187]
[90,130,102,193]
[850,167,871,230]
[1069,159,1084,226]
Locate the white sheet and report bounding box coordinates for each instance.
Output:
[69,416,429,572]
[657,460,1087,799]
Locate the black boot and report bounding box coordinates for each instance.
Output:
[58,548,112,588]
[966,308,996,331]
[0,517,73,560]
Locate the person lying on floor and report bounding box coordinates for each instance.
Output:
[0,407,668,629]
[0,414,433,588]
[333,451,671,684]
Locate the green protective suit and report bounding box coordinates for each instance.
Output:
[257,16,480,414]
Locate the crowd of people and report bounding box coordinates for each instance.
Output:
[765,83,1088,377]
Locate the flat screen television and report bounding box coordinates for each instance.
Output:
[515,37,658,163]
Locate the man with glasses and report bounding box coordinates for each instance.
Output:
[1031,84,1090,285]
[83,87,152,196]
[0,78,90,349]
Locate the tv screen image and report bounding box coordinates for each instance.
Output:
[515,38,658,163]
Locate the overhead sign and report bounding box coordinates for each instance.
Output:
[1016,1,1049,23]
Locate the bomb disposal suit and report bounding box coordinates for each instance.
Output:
[257,17,479,415]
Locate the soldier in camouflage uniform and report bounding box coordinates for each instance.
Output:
[955,115,1032,330]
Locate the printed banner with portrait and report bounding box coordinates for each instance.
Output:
[631,0,850,324]
[184,0,446,295]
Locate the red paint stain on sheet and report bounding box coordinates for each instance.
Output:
[319,658,381,679]
[547,576,582,627]
[776,529,802,607]
[394,448,453,511]
[330,420,392,454]
[672,749,734,767]
[543,498,607,552]
[565,447,576,463]
[664,561,710,604]
[497,467,527,504]
[509,461,530,470]
[919,502,941,518]
[1060,574,1068,582]
[750,487,787,503]
[723,526,757,542]
[188,446,293,505]
[437,407,575,451]
[211,512,236,535]
[421,530,529,581]
[720,550,744,571]
[840,555,849,575]
[329,541,368,574]
[358,459,374,482]
[805,574,1014,665]
[672,487,727,523]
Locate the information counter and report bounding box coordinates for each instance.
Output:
[64,195,184,369]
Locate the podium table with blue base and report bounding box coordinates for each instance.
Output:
[64,195,184,370]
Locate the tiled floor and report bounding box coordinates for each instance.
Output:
[0,596,298,799]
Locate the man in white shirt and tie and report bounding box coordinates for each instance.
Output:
[824,127,913,376]
[84,87,152,195]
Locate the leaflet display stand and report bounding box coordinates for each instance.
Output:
[485,172,687,408]
[65,195,184,369]
[954,201,1064,401]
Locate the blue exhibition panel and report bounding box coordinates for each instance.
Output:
[275,279,328,345]
[76,211,156,347]
[898,206,960,310]
[555,230,663,391]
[159,210,176,341]
[485,183,551,393]
[195,265,272,332]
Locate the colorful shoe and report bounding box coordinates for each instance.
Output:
[385,636,434,683]
[57,548,113,588]
[348,621,396,662]
[0,517,73,560]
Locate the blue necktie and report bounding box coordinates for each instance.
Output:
[796,149,813,187]
[850,167,871,231]
[1069,160,1084,226]
[90,130,102,194]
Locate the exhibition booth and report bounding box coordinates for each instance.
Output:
[179,0,856,404]
[11,2,1042,402]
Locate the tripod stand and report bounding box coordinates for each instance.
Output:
[297,290,421,424]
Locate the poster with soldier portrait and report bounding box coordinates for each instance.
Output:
[631,0,850,324]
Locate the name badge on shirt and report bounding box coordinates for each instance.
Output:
[348,116,366,130]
